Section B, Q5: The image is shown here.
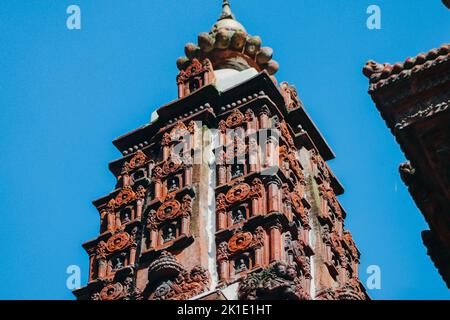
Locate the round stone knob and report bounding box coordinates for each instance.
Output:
[198,32,215,53]
[185,43,199,60]
[256,47,274,65]
[245,36,262,57]
[215,29,231,49]
[176,56,189,70]
[230,30,247,51]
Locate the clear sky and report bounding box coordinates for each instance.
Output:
[0,0,449,300]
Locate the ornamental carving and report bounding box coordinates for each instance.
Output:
[121,162,131,175]
[163,121,192,145]
[280,146,305,184]
[278,121,295,147]
[251,178,264,198]
[343,231,359,260]
[176,58,212,85]
[225,109,245,128]
[129,150,148,169]
[135,185,147,200]
[217,242,229,262]
[226,183,251,204]
[334,278,367,300]
[280,82,303,112]
[152,166,164,180]
[311,150,330,183]
[152,266,210,300]
[96,241,108,259]
[218,120,227,133]
[238,262,306,300]
[106,232,131,252]
[100,283,125,301]
[227,135,246,160]
[148,251,185,278]
[251,226,265,249]
[245,109,255,122]
[162,157,182,175]
[216,193,227,211]
[315,288,336,300]
[319,185,342,220]
[156,200,182,222]
[147,251,210,300]
[114,187,136,207]
[228,232,253,253]
[292,192,305,216]
[288,154,305,184]
[181,194,193,218]
[162,133,171,146]
[94,277,142,301]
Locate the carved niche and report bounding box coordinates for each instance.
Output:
[145,251,210,300]
[216,178,265,230]
[146,194,193,250]
[90,227,140,281]
[238,261,309,300]
[217,227,265,281]
[129,150,148,170]
[177,58,215,98]
[102,185,147,232]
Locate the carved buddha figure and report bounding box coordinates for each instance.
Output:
[232,207,246,224]
[235,257,248,273]
[163,225,176,242]
[231,164,244,179]
[113,256,124,271]
[167,177,180,193]
[122,210,131,224]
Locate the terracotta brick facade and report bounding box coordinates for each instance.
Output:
[74,1,368,300]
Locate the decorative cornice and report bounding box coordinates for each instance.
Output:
[363,44,450,92]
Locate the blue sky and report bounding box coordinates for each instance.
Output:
[0,0,449,300]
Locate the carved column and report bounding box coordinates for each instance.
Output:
[217,242,230,283]
[147,211,159,250]
[248,137,260,173]
[259,106,270,129]
[154,179,163,200]
[184,165,193,186]
[98,259,107,279]
[181,195,192,236]
[251,178,264,217]
[106,210,115,232]
[96,241,108,279]
[266,177,281,213]
[136,200,143,220]
[88,251,96,282]
[216,194,227,230]
[269,223,282,262]
[253,227,265,268]
[162,133,171,161]
[115,212,121,229]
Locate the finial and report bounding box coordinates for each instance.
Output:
[219,0,235,20]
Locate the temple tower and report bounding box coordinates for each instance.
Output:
[364,43,450,288]
[74,1,368,300]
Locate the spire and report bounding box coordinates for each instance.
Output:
[177,0,279,76]
[218,0,235,21]
[212,0,245,33]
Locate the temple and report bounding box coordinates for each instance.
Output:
[363,44,450,288]
[74,1,368,300]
